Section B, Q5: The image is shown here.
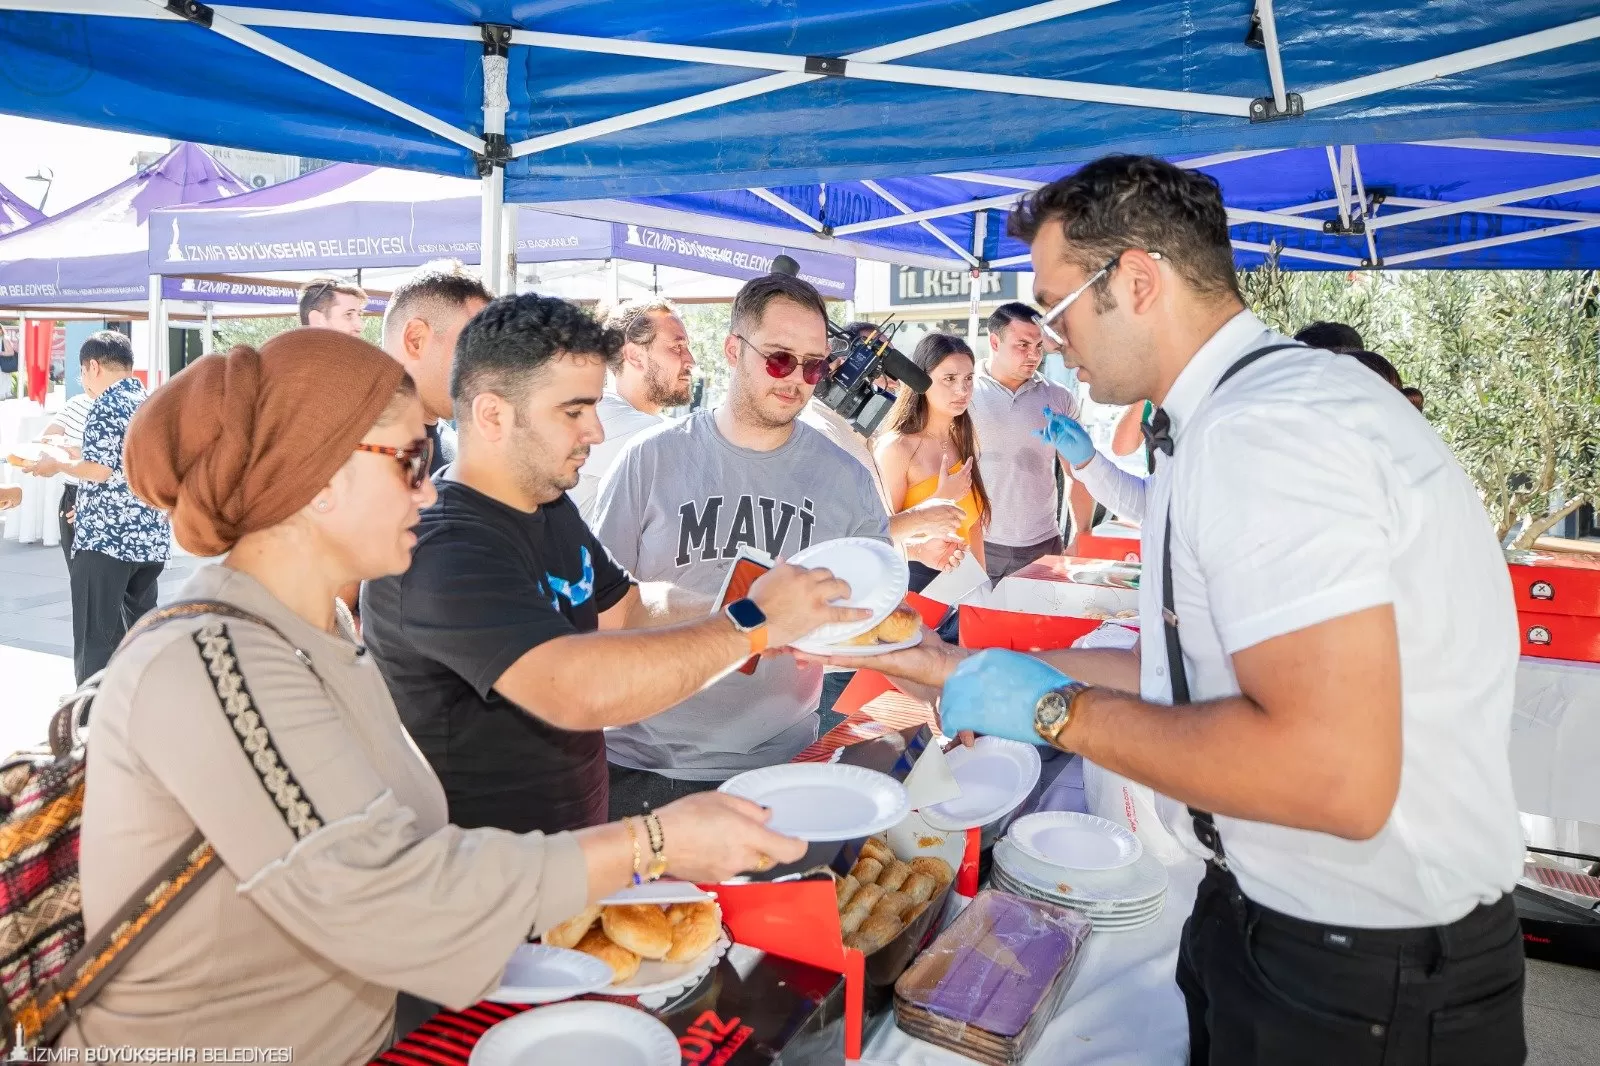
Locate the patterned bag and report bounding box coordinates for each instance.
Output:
[0,601,294,1050]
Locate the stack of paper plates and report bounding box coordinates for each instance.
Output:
[991,813,1168,933]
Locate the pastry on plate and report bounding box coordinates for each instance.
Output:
[877,860,913,893]
[543,903,601,949]
[843,605,922,646]
[859,837,895,865]
[575,928,641,984]
[601,903,673,960]
[909,856,955,885]
[846,913,904,956]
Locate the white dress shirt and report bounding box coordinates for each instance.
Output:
[572,389,669,521]
[1141,309,1522,928]
[1075,451,1148,524]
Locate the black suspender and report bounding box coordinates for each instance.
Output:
[1160,342,1303,867]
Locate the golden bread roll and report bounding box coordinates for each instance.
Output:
[5,455,27,468]
[836,874,861,909]
[851,883,886,913]
[903,900,932,927]
[664,901,720,963]
[850,857,884,885]
[575,928,640,985]
[901,873,937,906]
[846,913,905,956]
[840,897,874,936]
[601,904,673,960]
[909,856,955,885]
[543,903,601,949]
[843,628,881,647]
[878,860,912,892]
[872,890,915,921]
[859,837,895,865]
[874,605,921,643]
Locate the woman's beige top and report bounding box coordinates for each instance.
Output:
[61,565,588,1063]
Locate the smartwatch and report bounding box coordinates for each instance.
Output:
[724,598,769,656]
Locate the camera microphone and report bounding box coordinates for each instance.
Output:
[770,254,800,277]
[878,345,931,394]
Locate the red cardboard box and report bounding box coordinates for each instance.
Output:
[1506,550,1600,617]
[1518,611,1600,662]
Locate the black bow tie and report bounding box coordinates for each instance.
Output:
[1142,407,1174,456]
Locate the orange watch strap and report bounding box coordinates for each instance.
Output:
[747,623,769,656]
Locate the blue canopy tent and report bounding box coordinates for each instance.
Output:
[3,2,1600,288]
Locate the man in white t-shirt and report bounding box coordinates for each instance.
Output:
[848,155,1526,1065]
[571,298,695,520]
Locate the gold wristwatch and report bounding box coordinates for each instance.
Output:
[1034,682,1090,747]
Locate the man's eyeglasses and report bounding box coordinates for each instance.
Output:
[736,334,830,385]
[354,438,433,490]
[1036,249,1164,346]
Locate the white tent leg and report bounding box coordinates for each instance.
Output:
[146,273,167,386]
[202,303,214,354]
[480,170,506,294]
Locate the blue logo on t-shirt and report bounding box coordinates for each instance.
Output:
[546,547,595,611]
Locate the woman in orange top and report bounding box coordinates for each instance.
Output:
[874,333,992,592]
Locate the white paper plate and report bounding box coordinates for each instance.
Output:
[787,537,909,652]
[470,1001,679,1066]
[488,945,615,1005]
[993,839,1168,905]
[603,923,730,1008]
[719,763,909,841]
[920,737,1042,832]
[799,632,922,657]
[599,882,716,906]
[991,867,1165,931]
[1008,811,1142,871]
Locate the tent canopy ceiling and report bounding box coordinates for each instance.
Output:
[0,2,1598,203]
[0,182,44,237]
[573,132,1600,271]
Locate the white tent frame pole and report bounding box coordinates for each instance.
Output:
[1255,0,1289,113]
[202,302,215,354]
[1231,240,1363,267]
[834,190,1027,235]
[1346,145,1381,264]
[861,180,979,266]
[1408,137,1600,160]
[132,1,483,153]
[1301,15,1600,112]
[1367,172,1600,231]
[1383,218,1600,266]
[1384,197,1600,224]
[968,210,989,349]
[1225,207,1329,233]
[748,189,825,232]
[480,39,510,295]
[989,254,1033,269]
[1326,146,1352,230]
[146,273,167,386]
[935,172,1046,192]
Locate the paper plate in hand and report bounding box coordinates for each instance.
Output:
[470,1001,679,1066]
[799,631,922,657]
[719,763,909,841]
[920,736,1042,831]
[599,882,716,906]
[605,929,731,1009]
[487,944,614,1005]
[1008,811,1142,871]
[787,537,908,652]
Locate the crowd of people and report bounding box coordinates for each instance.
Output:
[0,151,1521,1066]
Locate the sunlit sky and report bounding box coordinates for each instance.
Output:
[0,115,169,216]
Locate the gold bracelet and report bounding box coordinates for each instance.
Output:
[623,817,645,886]
[642,811,668,882]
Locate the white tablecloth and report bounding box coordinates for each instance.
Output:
[0,401,63,547]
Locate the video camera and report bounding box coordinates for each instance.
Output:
[767,255,930,436]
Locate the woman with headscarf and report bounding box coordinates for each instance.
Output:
[60,330,804,1061]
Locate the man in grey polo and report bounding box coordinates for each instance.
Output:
[970,302,1094,582]
[595,272,889,815]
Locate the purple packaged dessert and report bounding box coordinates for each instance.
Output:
[893,890,1092,1066]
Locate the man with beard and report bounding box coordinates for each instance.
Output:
[361,294,864,835]
[594,273,891,816]
[571,297,696,520]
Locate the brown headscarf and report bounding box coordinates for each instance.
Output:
[126,329,408,557]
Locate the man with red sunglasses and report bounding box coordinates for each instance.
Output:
[595,273,891,815]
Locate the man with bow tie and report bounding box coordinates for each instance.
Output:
[846,155,1526,1065]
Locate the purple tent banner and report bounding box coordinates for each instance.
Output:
[610,223,854,297]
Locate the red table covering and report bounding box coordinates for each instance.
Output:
[372,999,535,1065]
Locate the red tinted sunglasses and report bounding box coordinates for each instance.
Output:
[736,334,830,385]
[354,438,433,489]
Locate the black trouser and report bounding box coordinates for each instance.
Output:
[1178,863,1526,1066]
[607,763,720,818]
[982,533,1063,583]
[69,548,164,683]
[57,484,76,569]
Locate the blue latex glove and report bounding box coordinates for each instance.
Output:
[940,649,1077,747]
[1034,405,1095,467]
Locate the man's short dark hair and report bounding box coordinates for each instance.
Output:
[79,330,133,370]
[1008,154,1239,304]
[600,296,679,371]
[729,273,826,338]
[1294,321,1365,353]
[298,277,367,325]
[1347,349,1403,390]
[987,302,1040,336]
[452,293,622,408]
[383,261,493,344]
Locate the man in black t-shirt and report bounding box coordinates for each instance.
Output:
[362,294,862,834]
